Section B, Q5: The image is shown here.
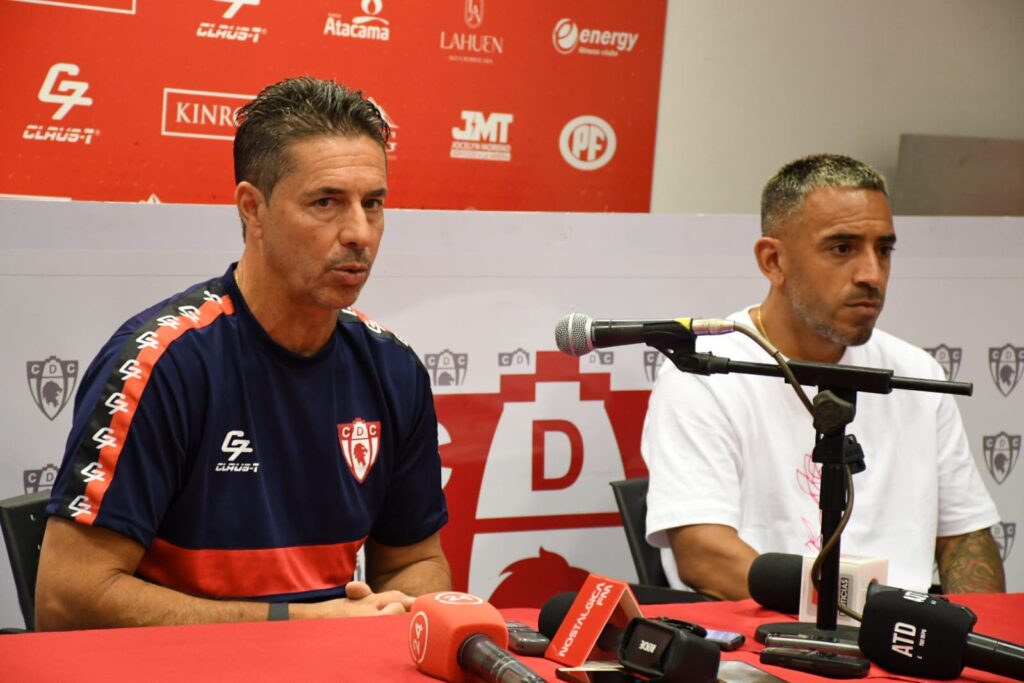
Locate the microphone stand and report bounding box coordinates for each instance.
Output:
[645,331,972,640]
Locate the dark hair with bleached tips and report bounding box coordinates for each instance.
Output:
[233,77,390,223]
[760,154,888,237]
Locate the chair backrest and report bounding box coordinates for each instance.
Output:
[609,477,669,587]
[0,490,51,631]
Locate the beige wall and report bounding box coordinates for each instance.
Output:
[651,0,1024,213]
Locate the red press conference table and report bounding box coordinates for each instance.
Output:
[0,594,1020,682]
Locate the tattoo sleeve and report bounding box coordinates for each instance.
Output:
[937,529,1006,593]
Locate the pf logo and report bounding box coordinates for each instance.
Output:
[992,522,1016,562]
[982,432,1020,485]
[559,115,617,171]
[925,344,962,381]
[27,356,79,421]
[338,418,381,483]
[425,349,468,386]
[989,344,1024,397]
[38,63,93,121]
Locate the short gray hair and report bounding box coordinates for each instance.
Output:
[761,154,888,236]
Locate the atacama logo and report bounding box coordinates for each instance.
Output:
[440,0,502,64]
[324,0,390,41]
[450,111,513,161]
[25,63,99,144]
[198,0,266,43]
[27,356,78,421]
[216,430,259,473]
[559,115,616,171]
[552,18,639,57]
[162,88,252,141]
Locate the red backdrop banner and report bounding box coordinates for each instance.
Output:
[0,0,667,210]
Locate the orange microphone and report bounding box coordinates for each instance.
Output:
[408,591,545,683]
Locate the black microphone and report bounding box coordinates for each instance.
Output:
[747,552,802,615]
[858,584,1024,680]
[554,312,735,357]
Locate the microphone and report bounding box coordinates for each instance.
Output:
[859,584,1024,680]
[748,552,887,624]
[554,312,735,357]
[408,591,545,683]
[539,591,721,683]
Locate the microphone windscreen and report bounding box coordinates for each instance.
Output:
[538,591,577,639]
[408,591,508,683]
[748,552,802,614]
[858,586,976,679]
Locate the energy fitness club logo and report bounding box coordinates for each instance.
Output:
[198,0,267,43]
[559,115,617,171]
[552,18,640,57]
[24,63,99,145]
[324,0,390,41]
[450,111,513,162]
[439,0,503,64]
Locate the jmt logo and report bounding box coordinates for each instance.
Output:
[452,111,512,143]
[638,639,658,654]
[552,18,639,57]
[450,111,513,162]
[559,115,617,171]
[38,63,93,120]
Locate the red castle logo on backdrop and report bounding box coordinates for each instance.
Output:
[435,351,650,607]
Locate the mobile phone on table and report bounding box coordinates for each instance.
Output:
[759,647,870,679]
[704,628,745,651]
[764,633,860,656]
[505,620,550,656]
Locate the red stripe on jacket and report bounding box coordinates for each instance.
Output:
[136,536,363,598]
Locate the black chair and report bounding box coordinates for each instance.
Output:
[609,477,715,604]
[609,477,669,586]
[0,490,51,631]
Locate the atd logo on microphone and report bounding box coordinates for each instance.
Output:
[924,344,962,381]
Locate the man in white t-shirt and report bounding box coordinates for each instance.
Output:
[641,154,1004,599]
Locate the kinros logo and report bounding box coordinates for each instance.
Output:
[552,18,639,57]
[559,115,616,171]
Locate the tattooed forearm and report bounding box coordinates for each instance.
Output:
[936,529,1006,593]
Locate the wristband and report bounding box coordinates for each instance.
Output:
[268,602,289,621]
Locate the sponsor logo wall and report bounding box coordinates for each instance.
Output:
[0,0,667,210]
[1,202,1022,627]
